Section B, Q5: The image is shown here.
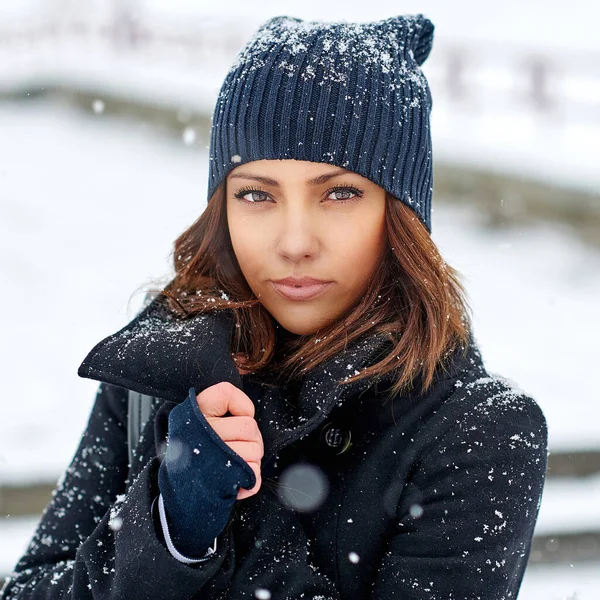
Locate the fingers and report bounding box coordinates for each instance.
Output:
[225,440,264,463]
[206,415,263,446]
[193,381,263,501]
[197,382,255,419]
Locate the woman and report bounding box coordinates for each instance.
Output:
[1,13,547,600]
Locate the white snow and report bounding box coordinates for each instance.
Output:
[0,516,39,577]
[0,3,599,593]
[0,99,201,483]
[432,203,600,451]
[143,0,600,53]
[0,97,597,474]
[534,475,600,536]
[0,100,598,588]
[519,562,600,600]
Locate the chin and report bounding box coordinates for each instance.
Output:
[269,308,337,337]
[280,323,317,336]
[272,317,315,336]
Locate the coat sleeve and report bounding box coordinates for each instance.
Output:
[0,383,235,600]
[369,387,548,600]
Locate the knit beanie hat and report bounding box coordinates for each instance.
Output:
[207,14,435,232]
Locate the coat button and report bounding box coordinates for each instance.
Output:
[320,422,352,455]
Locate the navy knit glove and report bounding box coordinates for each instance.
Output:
[158,386,257,558]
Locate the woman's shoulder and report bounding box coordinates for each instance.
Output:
[427,363,548,463]
[374,338,546,441]
[435,335,545,423]
[446,369,546,429]
[398,336,549,456]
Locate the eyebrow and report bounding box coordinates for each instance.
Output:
[228,168,351,187]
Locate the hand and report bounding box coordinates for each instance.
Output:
[158,383,261,556]
[195,382,263,500]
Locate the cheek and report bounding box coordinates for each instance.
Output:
[228,215,266,277]
[335,215,386,282]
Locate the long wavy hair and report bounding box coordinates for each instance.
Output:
[146,180,472,399]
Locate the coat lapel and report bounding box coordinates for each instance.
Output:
[78,293,393,464]
[244,331,393,464]
[78,294,243,402]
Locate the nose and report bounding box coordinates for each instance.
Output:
[275,205,320,262]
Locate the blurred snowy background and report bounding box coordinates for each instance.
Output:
[1,0,599,597]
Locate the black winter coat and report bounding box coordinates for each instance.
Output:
[1,295,548,600]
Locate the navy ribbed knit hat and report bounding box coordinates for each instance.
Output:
[207,14,435,232]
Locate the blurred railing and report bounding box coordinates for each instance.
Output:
[1,10,599,126]
[5,7,598,242]
[429,40,600,123]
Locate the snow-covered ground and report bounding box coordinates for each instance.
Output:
[519,563,600,600]
[0,97,599,594]
[1,98,598,484]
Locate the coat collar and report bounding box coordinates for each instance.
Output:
[78,293,481,463]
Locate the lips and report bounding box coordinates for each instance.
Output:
[273,276,331,286]
[270,281,332,301]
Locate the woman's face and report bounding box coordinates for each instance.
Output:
[226,159,387,335]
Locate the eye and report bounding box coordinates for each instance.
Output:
[232,183,364,205]
[325,185,364,203]
[233,186,271,204]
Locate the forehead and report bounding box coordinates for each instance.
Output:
[227,160,368,186]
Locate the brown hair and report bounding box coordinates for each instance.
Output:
[148,181,472,399]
